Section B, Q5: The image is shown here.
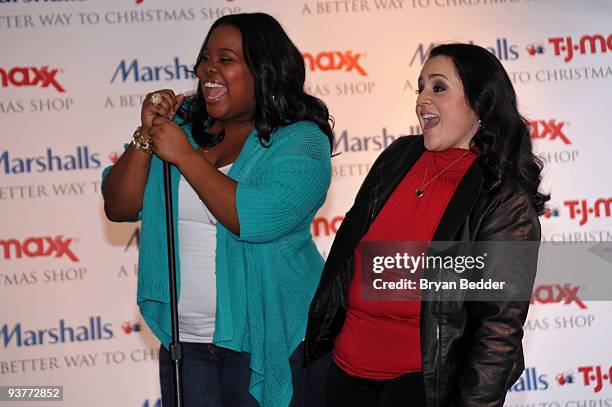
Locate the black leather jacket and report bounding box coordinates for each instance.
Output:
[305,136,541,407]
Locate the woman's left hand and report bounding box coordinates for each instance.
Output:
[147,116,196,164]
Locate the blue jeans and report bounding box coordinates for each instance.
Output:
[159,342,315,407]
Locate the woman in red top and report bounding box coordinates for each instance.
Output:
[305,44,548,406]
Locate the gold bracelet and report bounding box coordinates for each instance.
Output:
[131,126,152,154]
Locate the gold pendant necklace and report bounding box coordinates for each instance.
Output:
[415,150,470,198]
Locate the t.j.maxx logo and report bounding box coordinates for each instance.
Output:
[0,236,79,262]
[578,365,612,393]
[564,198,612,226]
[302,51,367,76]
[548,33,612,63]
[530,284,586,309]
[529,119,570,144]
[0,66,65,92]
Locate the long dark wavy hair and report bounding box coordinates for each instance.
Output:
[429,44,549,215]
[178,12,333,149]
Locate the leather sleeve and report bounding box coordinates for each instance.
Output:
[454,186,541,407]
[305,136,420,363]
[319,136,418,273]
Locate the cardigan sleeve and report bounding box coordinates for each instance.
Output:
[234,123,331,243]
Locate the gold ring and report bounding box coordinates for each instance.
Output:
[150,93,162,106]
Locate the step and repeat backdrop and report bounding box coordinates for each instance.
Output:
[1,0,611,406]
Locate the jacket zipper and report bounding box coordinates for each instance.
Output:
[370,196,378,224]
[435,274,443,407]
[435,316,441,407]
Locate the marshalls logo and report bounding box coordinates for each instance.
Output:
[0,66,65,92]
[1,317,113,348]
[121,321,141,334]
[110,57,196,83]
[556,371,575,386]
[526,43,545,56]
[543,205,561,219]
[0,236,79,262]
[508,367,549,392]
[0,146,101,175]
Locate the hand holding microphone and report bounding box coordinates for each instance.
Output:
[141,89,185,128]
[141,90,193,165]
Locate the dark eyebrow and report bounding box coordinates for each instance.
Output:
[417,73,448,83]
[202,47,239,55]
[428,73,448,80]
[220,47,239,55]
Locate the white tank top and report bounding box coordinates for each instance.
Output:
[177,163,232,343]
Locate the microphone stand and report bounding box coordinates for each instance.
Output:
[163,160,183,407]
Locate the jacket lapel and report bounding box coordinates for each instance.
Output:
[432,160,483,241]
[367,137,425,226]
[321,136,425,286]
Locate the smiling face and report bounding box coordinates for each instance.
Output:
[196,24,256,124]
[416,55,480,151]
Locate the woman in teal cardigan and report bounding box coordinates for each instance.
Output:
[102,13,333,407]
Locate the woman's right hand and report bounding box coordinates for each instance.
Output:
[141,90,185,128]
[103,90,184,222]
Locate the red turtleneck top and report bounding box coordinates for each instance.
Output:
[333,148,477,380]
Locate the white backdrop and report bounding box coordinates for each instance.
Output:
[1,0,611,406]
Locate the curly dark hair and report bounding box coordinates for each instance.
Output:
[177,12,333,149]
[429,43,550,215]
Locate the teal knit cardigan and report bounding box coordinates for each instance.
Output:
[103,119,331,407]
